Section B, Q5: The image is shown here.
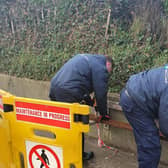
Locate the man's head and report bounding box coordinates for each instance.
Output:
[105,56,114,73]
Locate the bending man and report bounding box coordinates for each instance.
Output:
[120,65,168,168]
[49,53,113,160]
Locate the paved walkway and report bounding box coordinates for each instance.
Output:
[84,136,167,168]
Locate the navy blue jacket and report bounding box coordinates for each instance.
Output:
[126,65,168,135]
[50,54,109,116]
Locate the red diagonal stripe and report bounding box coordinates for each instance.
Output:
[34,150,49,168]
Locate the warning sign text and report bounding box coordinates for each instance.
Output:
[15,101,71,129]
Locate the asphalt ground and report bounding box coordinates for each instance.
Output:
[84,136,167,168]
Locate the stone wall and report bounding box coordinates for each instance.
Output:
[0,74,50,100]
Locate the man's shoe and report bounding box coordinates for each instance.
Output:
[83,152,94,160]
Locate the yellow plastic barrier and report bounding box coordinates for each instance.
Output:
[0,89,90,168]
[0,89,15,168]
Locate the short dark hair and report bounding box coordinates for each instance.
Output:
[105,55,114,67]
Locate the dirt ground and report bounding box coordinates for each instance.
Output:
[84,136,167,168]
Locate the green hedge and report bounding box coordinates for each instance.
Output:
[0,0,168,92]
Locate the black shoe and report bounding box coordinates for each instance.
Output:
[83,152,94,160]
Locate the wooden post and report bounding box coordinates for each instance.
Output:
[105,8,111,39]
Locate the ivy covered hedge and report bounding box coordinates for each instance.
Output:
[1,0,168,92]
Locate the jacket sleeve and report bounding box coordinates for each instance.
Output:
[92,66,109,116]
[159,87,168,137]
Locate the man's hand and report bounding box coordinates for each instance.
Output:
[81,94,95,106]
[98,115,111,122]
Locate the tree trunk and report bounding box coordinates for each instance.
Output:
[10,19,15,34]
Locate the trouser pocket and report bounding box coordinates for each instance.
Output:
[119,89,134,113]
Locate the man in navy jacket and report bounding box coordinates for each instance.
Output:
[49,53,113,160]
[120,65,168,168]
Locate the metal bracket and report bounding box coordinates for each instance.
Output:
[74,114,89,124]
[3,104,13,112]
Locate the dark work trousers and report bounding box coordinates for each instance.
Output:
[49,87,85,158]
[119,89,161,168]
